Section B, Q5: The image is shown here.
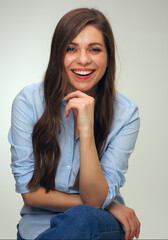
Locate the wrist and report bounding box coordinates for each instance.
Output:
[79,128,94,140]
[106,201,116,211]
[70,194,83,206]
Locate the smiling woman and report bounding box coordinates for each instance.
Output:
[64,25,108,96]
[8,8,140,240]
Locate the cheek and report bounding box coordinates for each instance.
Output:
[64,56,69,69]
[95,55,108,71]
[64,55,75,69]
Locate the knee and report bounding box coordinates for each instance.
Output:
[66,205,99,226]
[66,205,98,217]
[67,204,95,212]
[67,205,124,232]
[47,205,100,239]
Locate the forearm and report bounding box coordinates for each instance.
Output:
[22,187,83,212]
[79,133,108,208]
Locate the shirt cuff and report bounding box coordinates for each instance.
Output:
[101,187,114,209]
[14,173,33,194]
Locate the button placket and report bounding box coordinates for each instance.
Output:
[64,111,75,193]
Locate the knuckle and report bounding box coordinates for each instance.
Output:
[126,225,131,234]
[82,103,87,109]
[90,96,94,102]
[68,99,74,105]
[125,213,130,219]
[129,208,135,216]
[80,103,84,108]
[123,216,127,221]
[79,103,85,110]
[130,230,134,237]
[91,98,95,104]
[133,226,136,233]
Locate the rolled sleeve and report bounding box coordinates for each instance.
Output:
[100,102,140,209]
[8,89,35,194]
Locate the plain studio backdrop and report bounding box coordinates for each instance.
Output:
[0,0,168,239]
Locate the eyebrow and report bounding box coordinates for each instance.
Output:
[70,42,104,47]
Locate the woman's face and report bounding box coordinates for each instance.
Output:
[64,25,108,96]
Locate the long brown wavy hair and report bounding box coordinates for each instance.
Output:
[27,8,116,192]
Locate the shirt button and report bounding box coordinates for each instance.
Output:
[66,165,71,170]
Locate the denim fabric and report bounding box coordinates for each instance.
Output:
[34,205,125,240]
[17,225,24,240]
[17,231,24,240]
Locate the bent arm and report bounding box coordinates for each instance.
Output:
[79,97,140,209]
[64,91,140,209]
[79,134,108,209]
[22,187,83,212]
[64,91,108,208]
[9,88,83,212]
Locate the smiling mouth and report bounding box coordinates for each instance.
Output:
[72,70,95,76]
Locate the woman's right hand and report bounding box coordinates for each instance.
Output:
[106,201,141,240]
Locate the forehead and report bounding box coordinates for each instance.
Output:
[72,25,105,45]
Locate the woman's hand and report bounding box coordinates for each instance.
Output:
[106,201,141,240]
[63,90,95,137]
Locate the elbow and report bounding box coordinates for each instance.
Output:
[90,203,102,209]
[84,202,102,209]
[79,181,108,209]
[22,193,33,207]
[80,187,108,209]
[82,199,104,209]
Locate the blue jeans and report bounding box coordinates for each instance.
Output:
[17,205,125,239]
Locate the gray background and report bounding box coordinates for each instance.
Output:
[1,0,168,238]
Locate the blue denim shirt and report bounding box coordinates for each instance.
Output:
[8,82,140,239]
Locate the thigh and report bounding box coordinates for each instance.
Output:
[66,204,124,232]
[37,205,125,240]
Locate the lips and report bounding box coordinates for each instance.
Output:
[71,69,96,80]
[72,70,95,76]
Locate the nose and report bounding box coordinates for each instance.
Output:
[76,50,91,65]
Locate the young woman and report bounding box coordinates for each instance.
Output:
[9,8,141,240]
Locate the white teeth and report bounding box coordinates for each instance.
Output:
[73,70,94,76]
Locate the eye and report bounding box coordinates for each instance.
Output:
[67,47,76,52]
[90,48,101,52]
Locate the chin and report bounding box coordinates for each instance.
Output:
[73,84,91,92]
[68,82,97,96]
[78,87,96,97]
